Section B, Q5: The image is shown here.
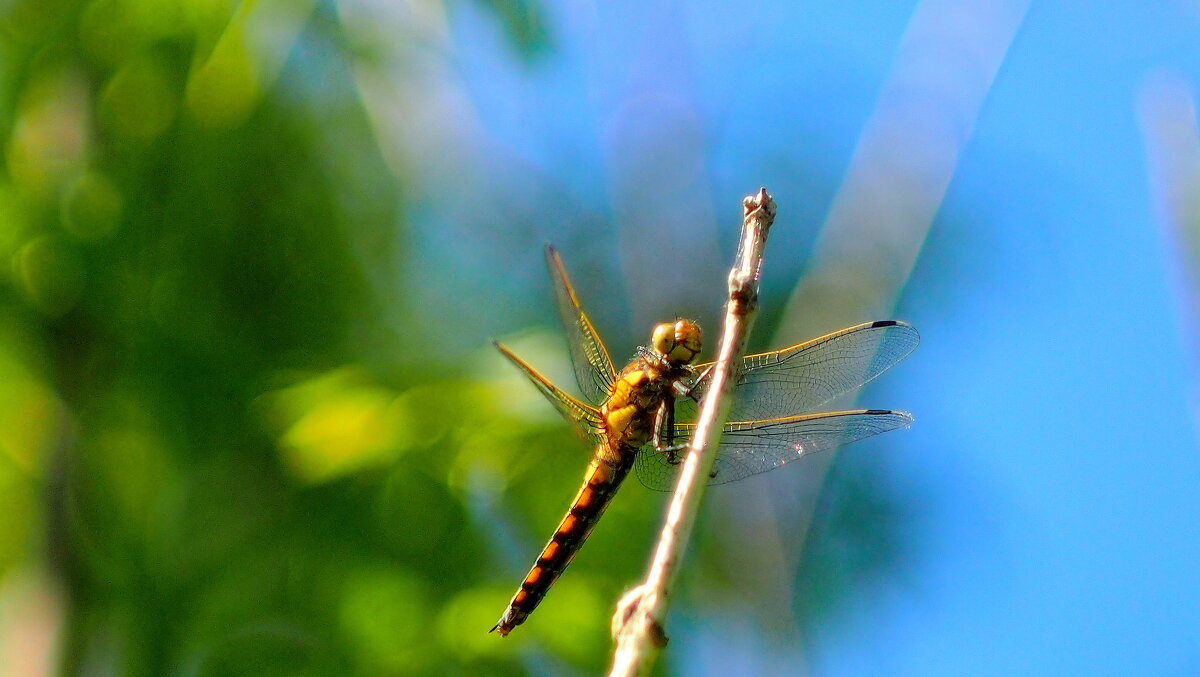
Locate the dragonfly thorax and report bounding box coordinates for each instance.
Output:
[651,320,702,365]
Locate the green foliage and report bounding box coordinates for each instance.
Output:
[0,1,905,674]
[0,0,512,673]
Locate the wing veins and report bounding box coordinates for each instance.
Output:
[495,341,606,446]
[545,245,617,405]
[634,409,912,490]
[684,321,919,421]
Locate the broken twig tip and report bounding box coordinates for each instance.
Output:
[742,187,776,219]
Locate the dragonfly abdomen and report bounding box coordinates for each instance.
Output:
[491,448,634,636]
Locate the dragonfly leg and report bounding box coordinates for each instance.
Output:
[679,365,714,402]
[656,442,689,465]
[653,396,717,478]
[652,400,688,464]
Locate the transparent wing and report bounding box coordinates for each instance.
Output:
[545,244,617,405]
[679,321,919,422]
[495,341,606,447]
[633,409,913,491]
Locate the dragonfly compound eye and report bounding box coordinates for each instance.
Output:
[651,322,676,358]
[668,320,701,364]
[651,321,701,364]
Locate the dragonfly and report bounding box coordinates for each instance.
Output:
[490,245,919,636]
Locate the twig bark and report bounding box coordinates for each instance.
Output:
[608,188,776,677]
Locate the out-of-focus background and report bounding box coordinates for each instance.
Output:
[1,0,1198,675]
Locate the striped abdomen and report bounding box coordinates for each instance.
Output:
[491,447,634,636]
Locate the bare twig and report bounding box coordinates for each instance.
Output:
[608,188,776,677]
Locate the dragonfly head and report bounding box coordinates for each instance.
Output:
[651,320,702,365]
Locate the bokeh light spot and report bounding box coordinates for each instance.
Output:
[527,577,606,663]
[14,235,85,317]
[0,184,32,263]
[435,586,519,658]
[60,171,122,240]
[99,55,179,142]
[186,23,260,129]
[80,0,187,65]
[338,564,430,672]
[88,391,177,531]
[259,367,413,484]
[6,68,90,199]
[0,376,59,475]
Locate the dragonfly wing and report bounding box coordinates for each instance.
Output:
[681,321,919,421]
[495,341,606,447]
[545,244,617,405]
[633,409,912,491]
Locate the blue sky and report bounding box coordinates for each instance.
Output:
[422,0,1200,673]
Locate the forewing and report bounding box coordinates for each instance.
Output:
[495,341,606,447]
[545,244,617,405]
[680,321,919,421]
[633,409,912,491]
